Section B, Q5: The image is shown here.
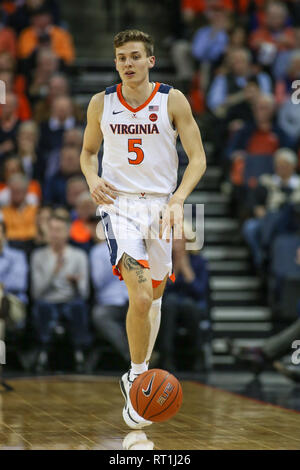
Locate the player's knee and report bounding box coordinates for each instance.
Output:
[131,291,153,317]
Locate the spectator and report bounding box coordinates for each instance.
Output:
[31,214,90,372]
[243,148,300,270]
[226,93,286,157]
[0,70,32,120]
[0,173,38,254]
[9,0,61,35]
[276,51,300,143]
[0,9,16,58]
[227,23,247,52]
[275,49,300,105]
[249,1,296,77]
[226,94,294,188]
[16,120,39,179]
[70,191,97,252]
[38,95,77,181]
[158,230,211,372]
[17,6,75,66]
[0,219,28,335]
[0,50,14,72]
[65,176,89,218]
[192,7,229,67]
[234,306,300,382]
[33,204,52,248]
[43,146,82,206]
[207,47,272,116]
[63,127,83,150]
[0,155,41,206]
[33,73,84,123]
[90,223,130,367]
[28,48,59,104]
[0,91,20,159]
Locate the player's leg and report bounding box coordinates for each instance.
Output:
[145,273,168,365]
[118,252,154,429]
[118,252,153,366]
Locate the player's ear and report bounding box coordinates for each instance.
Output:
[148,56,155,69]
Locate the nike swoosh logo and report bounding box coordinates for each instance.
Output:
[142,373,156,397]
[113,110,124,115]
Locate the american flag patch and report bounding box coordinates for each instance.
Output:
[149,105,159,111]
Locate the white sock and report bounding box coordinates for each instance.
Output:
[146,297,162,364]
[130,361,148,381]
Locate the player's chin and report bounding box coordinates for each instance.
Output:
[123,73,137,81]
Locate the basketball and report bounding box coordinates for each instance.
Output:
[129,369,183,422]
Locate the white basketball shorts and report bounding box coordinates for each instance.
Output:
[98,192,175,287]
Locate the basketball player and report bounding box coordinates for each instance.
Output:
[80,30,206,429]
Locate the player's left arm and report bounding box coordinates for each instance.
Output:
[160,89,206,241]
[170,88,206,201]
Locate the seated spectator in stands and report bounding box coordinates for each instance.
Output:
[227,23,247,52]
[38,95,77,181]
[158,229,211,372]
[243,148,300,270]
[33,74,84,123]
[0,155,41,207]
[63,127,83,150]
[275,49,300,105]
[207,47,272,118]
[17,6,75,66]
[16,120,39,179]
[9,0,61,35]
[89,223,130,368]
[0,70,32,121]
[192,7,229,79]
[249,1,296,78]
[43,146,81,206]
[65,176,89,219]
[226,94,294,187]
[0,174,38,253]
[0,50,14,72]
[70,191,97,252]
[40,126,83,183]
[0,9,16,58]
[33,204,52,248]
[234,299,300,382]
[31,214,90,372]
[28,48,59,104]
[0,219,28,348]
[276,51,300,144]
[0,92,20,159]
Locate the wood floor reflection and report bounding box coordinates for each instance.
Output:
[0,376,299,450]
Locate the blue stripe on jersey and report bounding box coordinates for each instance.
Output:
[100,212,118,266]
[158,83,173,94]
[105,85,117,95]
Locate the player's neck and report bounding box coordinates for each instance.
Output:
[121,78,154,108]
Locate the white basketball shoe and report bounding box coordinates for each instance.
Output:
[120,370,153,429]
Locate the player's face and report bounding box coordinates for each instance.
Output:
[115,41,155,84]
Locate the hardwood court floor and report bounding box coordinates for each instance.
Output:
[0,375,300,450]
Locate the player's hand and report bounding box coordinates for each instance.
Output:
[88,175,118,205]
[159,196,184,243]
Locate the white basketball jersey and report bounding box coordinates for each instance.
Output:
[100,82,178,195]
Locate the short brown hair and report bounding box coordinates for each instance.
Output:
[114,30,154,57]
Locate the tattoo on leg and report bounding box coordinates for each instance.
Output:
[136,268,147,284]
[123,254,147,283]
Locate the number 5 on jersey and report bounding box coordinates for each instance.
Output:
[128,138,144,165]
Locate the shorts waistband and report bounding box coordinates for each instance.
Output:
[116,191,170,199]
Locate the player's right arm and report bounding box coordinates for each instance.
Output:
[80,92,117,205]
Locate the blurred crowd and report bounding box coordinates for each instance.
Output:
[3,0,300,378]
[0,0,211,374]
[169,0,300,379]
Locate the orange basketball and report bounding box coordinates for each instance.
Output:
[129,369,183,422]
